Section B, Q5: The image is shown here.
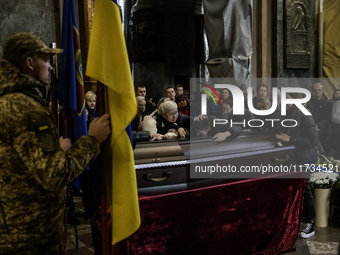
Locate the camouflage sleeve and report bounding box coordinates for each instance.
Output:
[12,106,101,192]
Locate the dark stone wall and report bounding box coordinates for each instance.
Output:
[0,0,56,59]
[130,0,201,99]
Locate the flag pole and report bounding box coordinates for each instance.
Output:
[50,43,60,136]
[97,81,110,255]
[62,102,69,138]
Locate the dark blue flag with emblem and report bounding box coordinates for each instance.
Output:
[59,0,87,187]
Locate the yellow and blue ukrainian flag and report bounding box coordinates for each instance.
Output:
[86,0,140,245]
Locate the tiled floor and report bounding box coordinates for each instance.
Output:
[66,196,340,255]
[66,196,95,255]
[286,223,340,255]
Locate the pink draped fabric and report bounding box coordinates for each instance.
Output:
[113,174,305,255]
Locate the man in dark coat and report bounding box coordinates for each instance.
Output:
[306,82,333,155]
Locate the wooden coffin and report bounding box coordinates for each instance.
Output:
[134,131,296,195]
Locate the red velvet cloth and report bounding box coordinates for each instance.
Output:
[113,175,305,255]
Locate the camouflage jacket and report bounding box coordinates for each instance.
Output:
[0,59,101,254]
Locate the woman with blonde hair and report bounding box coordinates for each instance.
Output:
[85,91,97,127]
[156,100,190,138]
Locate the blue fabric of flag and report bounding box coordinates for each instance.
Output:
[59,0,87,188]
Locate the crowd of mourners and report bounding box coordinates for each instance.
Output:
[131,82,340,160]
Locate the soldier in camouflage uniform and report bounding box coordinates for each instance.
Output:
[0,33,111,254]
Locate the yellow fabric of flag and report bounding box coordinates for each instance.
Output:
[323,0,340,96]
[86,0,140,245]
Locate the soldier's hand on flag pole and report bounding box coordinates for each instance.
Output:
[59,137,72,152]
[88,113,111,143]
